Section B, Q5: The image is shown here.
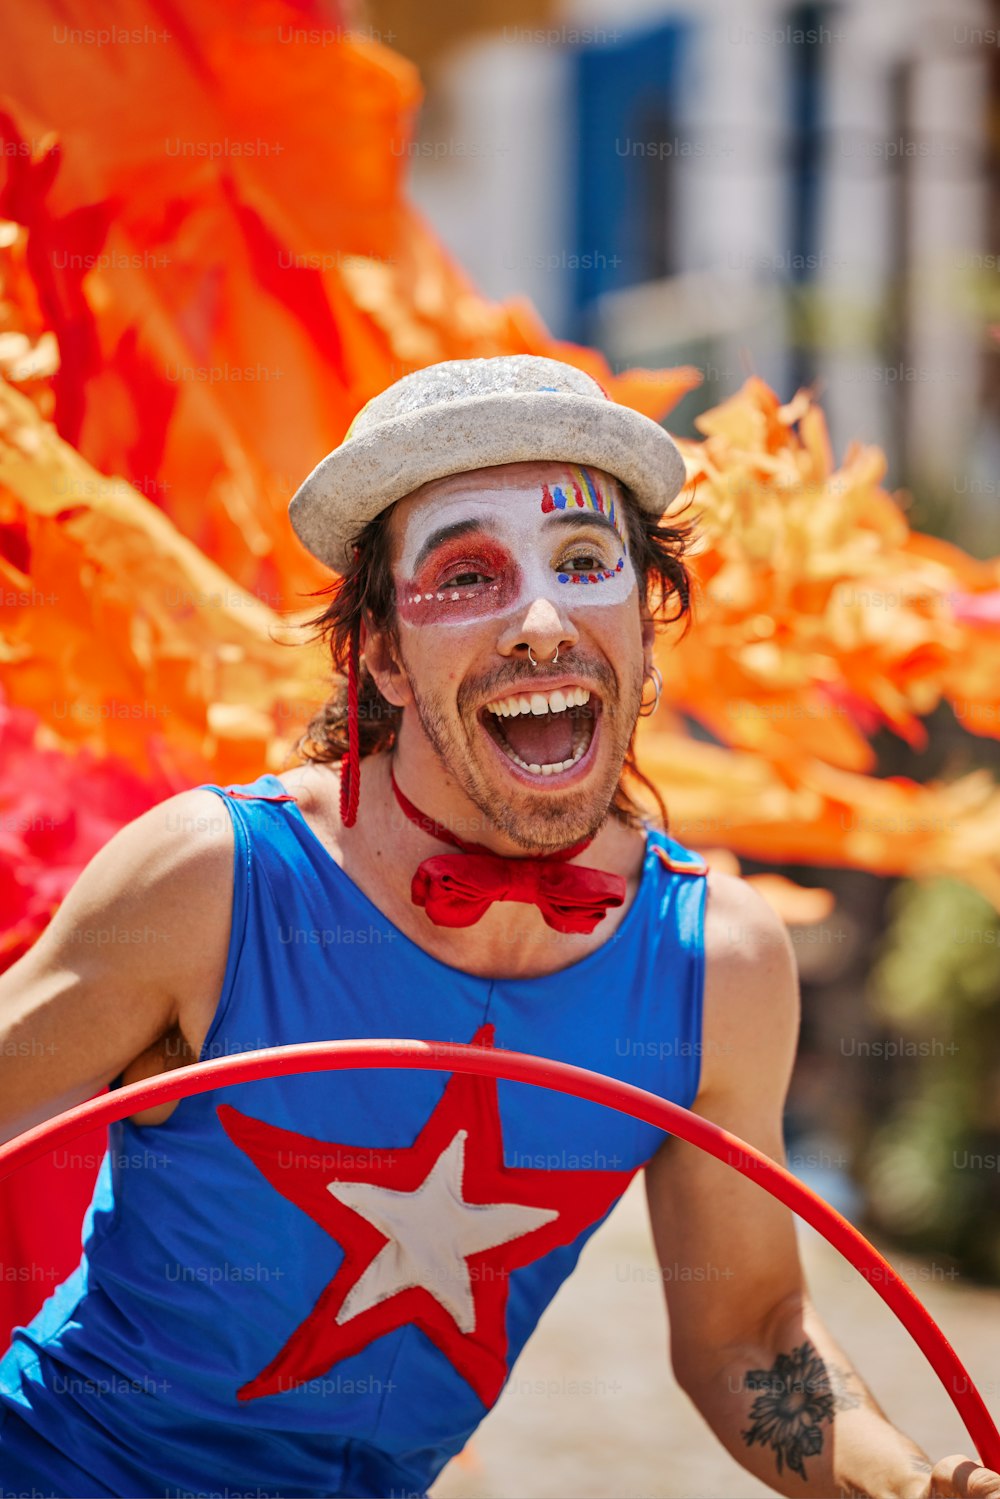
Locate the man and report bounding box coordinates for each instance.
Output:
[0,356,996,1498]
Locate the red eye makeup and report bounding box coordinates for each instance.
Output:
[396,537,523,626]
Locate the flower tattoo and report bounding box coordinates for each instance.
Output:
[741,1340,862,1480]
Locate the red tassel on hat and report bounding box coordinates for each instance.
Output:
[339,550,363,828]
[339,618,361,827]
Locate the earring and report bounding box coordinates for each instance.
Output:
[638,664,663,718]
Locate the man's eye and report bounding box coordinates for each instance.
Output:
[441,570,488,588]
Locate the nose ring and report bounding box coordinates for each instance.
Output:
[527,645,559,668]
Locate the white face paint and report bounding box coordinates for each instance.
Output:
[394,466,637,630]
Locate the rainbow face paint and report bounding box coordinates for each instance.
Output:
[395,470,636,628]
[542,466,628,550]
[555,556,626,586]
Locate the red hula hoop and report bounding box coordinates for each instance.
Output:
[1,1039,997,1467]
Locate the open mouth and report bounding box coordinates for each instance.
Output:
[476,685,602,785]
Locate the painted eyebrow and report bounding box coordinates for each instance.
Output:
[409,510,621,574]
[410,517,502,575]
[542,510,622,546]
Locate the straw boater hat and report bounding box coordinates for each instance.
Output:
[288,354,688,574]
[287,354,689,828]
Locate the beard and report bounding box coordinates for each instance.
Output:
[395,642,645,854]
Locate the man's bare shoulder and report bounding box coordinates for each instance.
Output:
[697,867,800,1101]
[59,791,235,917]
[75,787,236,1006]
[271,760,346,860]
[271,761,331,803]
[702,866,795,970]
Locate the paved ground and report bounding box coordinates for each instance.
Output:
[430,1176,1000,1499]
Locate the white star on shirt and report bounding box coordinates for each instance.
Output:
[327,1129,559,1333]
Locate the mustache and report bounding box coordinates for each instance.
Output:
[461,660,617,709]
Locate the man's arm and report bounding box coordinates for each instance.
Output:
[0,788,233,1141]
[645,871,999,1499]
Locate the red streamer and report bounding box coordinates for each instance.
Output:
[339,617,361,828]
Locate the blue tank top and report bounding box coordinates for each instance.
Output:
[0,773,708,1499]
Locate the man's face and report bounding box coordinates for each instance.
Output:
[374,460,651,852]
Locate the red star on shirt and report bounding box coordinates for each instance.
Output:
[216,1025,637,1406]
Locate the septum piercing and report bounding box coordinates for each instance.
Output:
[526,645,559,668]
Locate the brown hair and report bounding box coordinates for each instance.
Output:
[290,484,698,832]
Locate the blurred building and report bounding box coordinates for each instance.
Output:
[376,0,999,542]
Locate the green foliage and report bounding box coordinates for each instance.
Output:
[857,877,1000,1281]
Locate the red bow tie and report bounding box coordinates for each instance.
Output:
[390,767,627,935]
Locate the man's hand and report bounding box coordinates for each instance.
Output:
[925,1456,1000,1497]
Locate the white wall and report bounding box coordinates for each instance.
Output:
[406,35,573,332]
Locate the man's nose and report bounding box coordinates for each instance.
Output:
[496,594,578,666]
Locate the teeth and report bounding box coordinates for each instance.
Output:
[480,685,597,777]
[486,686,591,718]
[502,736,590,775]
